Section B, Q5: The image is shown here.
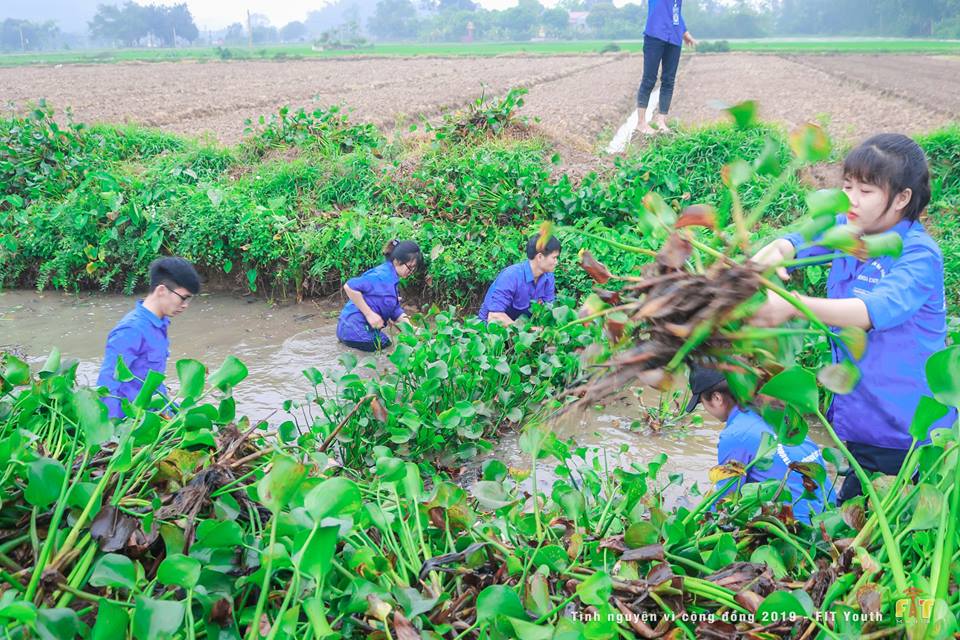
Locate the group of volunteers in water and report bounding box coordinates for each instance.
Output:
[95,133,953,524]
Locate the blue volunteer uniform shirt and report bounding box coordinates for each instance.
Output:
[96,301,170,419]
[784,215,956,450]
[645,0,686,46]
[716,407,835,524]
[337,261,404,346]
[478,261,556,322]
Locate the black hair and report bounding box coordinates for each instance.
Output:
[149,257,200,294]
[704,378,734,404]
[525,233,562,260]
[843,133,931,222]
[383,239,422,270]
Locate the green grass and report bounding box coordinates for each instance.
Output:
[2,37,959,67]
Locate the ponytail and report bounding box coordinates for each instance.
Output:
[383,239,423,270]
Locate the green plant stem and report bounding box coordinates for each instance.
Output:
[245,514,279,640]
[814,409,907,593]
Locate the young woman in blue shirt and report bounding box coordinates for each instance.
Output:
[337,239,423,352]
[636,0,697,136]
[752,134,955,502]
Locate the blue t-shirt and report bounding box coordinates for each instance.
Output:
[337,261,404,345]
[645,0,686,46]
[784,215,956,450]
[716,407,835,524]
[478,261,556,322]
[96,300,170,419]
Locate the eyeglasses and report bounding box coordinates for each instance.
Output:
[169,289,193,304]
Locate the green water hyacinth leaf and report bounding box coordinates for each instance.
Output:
[751,545,788,579]
[926,346,960,407]
[754,136,783,176]
[113,354,135,383]
[157,553,201,589]
[838,327,867,360]
[471,481,516,510]
[508,618,553,640]
[757,590,813,622]
[39,347,61,379]
[789,122,831,163]
[304,477,362,520]
[36,608,81,640]
[707,533,738,570]
[806,188,849,217]
[1,353,29,387]
[24,457,65,507]
[90,553,136,590]
[760,366,819,414]
[375,456,405,482]
[208,355,248,391]
[625,521,659,548]
[133,370,166,409]
[175,359,205,400]
[909,483,944,531]
[132,597,185,640]
[724,100,758,129]
[92,599,128,640]
[817,361,861,394]
[909,396,950,441]
[862,232,903,259]
[796,213,839,242]
[297,525,339,582]
[72,388,113,448]
[476,585,526,621]
[531,545,568,572]
[576,571,613,606]
[257,455,307,513]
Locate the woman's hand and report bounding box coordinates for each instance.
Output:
[750,238,796,281]
[750,290,797,327]
[683,31,698,47]
[365,311,385,330]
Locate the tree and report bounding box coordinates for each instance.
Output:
[224,22,245,44]
[541,7,570,37]
[280,20,308,41]
[0,19,60,51]
[439,0,478,12]
[368,0,420,39]
[249,14,278,43]
[89,1,198,46]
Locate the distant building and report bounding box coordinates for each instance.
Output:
[568,11,589,30]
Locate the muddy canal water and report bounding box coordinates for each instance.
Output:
[2,290,743,499]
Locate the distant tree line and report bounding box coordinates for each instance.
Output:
[367,0,960,42]
[3,0,959,52]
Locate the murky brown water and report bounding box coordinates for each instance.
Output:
[1,289,801,500]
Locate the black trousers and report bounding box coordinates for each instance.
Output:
[836,441,910,503]
[636,34,683,114]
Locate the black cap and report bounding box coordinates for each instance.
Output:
[685,365,727,413]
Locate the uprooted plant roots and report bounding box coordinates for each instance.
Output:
[571,231,764,402]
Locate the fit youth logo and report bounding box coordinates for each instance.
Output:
[894,587,934,624]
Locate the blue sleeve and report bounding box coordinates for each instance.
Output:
[856,244,940,331]
[389,301,404,322]
[346,273,374,295]
[101,327,143,390]
[484,270,518,314]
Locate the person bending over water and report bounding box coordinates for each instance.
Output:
[337,239,422,352]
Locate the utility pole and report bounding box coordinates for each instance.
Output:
[19,24,25,51]
[172,24,177,48]
[246,10,253,49]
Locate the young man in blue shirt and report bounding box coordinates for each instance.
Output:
[478,234,560,326]
[97,257,200,418]
[687,366,835,524]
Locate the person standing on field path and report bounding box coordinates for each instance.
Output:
[636,0,697,136]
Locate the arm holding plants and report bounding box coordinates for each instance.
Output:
[343,283,384,329]
[753,242,938,331]
[487,312,514,327]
